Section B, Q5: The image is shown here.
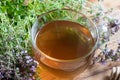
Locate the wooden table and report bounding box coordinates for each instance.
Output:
[36,61,120,80]
[35,1,120,80]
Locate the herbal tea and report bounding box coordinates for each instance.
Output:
[36,20,95,60]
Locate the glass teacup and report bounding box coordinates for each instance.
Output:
[31,8,99,72]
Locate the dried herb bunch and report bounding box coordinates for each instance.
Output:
[93,43,120,65]
[0,49,38,80]
[85,1,120,64]
[98,18,120,64]
[92,8,120,64]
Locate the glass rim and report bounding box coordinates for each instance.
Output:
[31,8,99,62]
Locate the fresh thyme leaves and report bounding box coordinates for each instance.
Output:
[0,50,38,80]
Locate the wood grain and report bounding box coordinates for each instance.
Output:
[36,61,120,80]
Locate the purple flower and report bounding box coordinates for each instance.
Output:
[29,73,33,77]
[0,72,4,78]
[25,56,31,59]
[101,59,106,65]
[28,77,33,80]
[30,66,36,72]
[26,59,33,64]
[21,50,25,54]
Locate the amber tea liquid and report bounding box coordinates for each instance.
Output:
[35,20,95,60]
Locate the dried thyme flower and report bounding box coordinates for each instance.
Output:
[93,43,120,64]
[0,50,38,80]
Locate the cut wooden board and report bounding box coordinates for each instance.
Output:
[36,61,120,80]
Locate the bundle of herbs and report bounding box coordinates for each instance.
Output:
[90,1,120,64]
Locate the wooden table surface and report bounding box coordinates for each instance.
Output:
[36,1,120,80]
